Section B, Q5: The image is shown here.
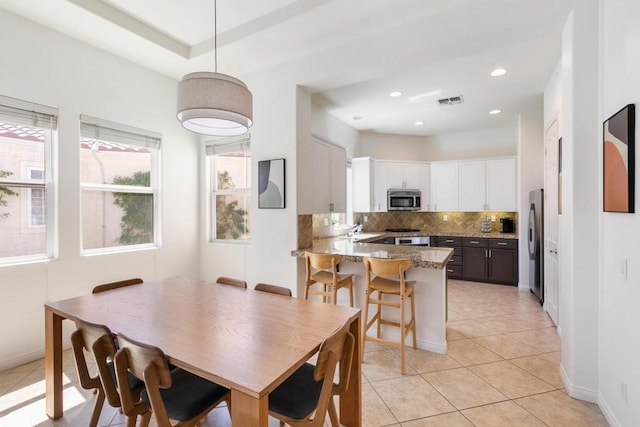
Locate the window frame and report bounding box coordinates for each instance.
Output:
[79,115,161,255]
[0,95,57,266]
[205,135,251,243]
[27,167,46,227]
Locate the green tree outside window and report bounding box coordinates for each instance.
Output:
[0,170,18,220]
[112,171,153,244]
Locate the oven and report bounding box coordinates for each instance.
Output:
[394,236,430,246]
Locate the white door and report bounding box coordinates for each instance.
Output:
[402,163,420,188]
[311,140,331,213]
[373,160,388,211]
[544,119,560,326]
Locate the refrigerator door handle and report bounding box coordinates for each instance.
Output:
[527,203,536,259]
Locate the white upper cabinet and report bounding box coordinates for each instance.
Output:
[373,160,388,212]
[311,138,346,213]
[459,160,487,211]
[431,162,459,211]
[486,157,517,211]
[458,157,517,212]
[418,163,430,211]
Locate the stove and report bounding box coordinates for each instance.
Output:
[385,228,420,233]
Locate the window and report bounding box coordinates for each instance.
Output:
[0,95,56,264]
[206,137,250,242]
[28,168,45,227]
[79,115,160,253]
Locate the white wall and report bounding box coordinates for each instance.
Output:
[598,0,640,425]
[311,101,359,159]
[517,98,545,290]
[558,0,600,404]
[355,126,517,161]
[0,10,200,370]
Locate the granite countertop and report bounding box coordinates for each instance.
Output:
[291,234,454,269]
[430,231,518,239]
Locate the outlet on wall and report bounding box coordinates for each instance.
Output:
[364,215,368,222]
[323,218,329,226]
[443,215,448,222]
[491,215,496,222]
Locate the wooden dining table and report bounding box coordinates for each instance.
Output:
[44,277,362,426]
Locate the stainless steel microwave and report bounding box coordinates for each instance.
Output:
[387,189,421,211]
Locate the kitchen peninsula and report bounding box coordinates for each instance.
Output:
[292,232,453,354]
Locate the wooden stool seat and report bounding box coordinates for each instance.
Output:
[362,257,417,375]
[304,252,354,307]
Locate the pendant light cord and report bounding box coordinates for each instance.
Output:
[214,0,218,73]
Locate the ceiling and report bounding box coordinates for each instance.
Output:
[0,0,576,136]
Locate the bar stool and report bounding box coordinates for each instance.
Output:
[304,252,354,307]
[362,256,416,374]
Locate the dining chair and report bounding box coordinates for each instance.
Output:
[267,319,355,427]
[92,278,143,294]
[114,333,231,427]
[254,282,292,296]
[304,252,354,306]
[70,317,145,427]
[215,276,247,289]
[362,256,416,374]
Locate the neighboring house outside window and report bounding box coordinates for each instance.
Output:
[206,136,251,242]
[79,115,161,253]
[0,95,57,265]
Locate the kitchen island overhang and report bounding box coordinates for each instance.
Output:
[292,236,453,354]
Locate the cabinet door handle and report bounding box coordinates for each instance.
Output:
[447,269,454,273]
[470,240,479,245]
[445,239,454,243]
[485,249,488,258]
[497,242,507,246]
[489,249,492,257]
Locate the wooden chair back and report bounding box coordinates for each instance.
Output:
[216,276,248,289]
[254,283,292,296]
[310,320,355,426]
[71,317,120,426]
[363,257,411,278]
[305,252,342,271]
[115,333,172,424]
[92,278,143,294]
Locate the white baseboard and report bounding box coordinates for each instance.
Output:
[559,363,598,403]
[416,338,447,354]
[0,341,71,372]
[597,394,621,427]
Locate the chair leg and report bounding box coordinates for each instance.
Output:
[139,411,152,427]
[400,294,406,375]
[328,396,340,427]
[88,388,106,427]
[332,284,338,304]
[303,282,309,300]
[362,288,370,360]
[411,292,417,349]
[376,291,383,338]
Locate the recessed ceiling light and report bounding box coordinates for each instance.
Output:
[490,68,508,77]
[352,115,363,120]
[389,91,402,97]
[489,109,502,115]
[414,121,425,126]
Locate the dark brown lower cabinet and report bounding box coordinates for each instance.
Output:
[461,237,518,285]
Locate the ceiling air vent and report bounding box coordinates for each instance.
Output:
[438,95,464,106]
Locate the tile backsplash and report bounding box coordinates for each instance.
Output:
[297,212,518,247]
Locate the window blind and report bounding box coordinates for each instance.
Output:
[80,114,161,150]
[205,134,251,156]
[0,95,57,129]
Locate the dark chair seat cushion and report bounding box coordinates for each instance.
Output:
[268,363,322,420]
[106,360,145,391]
[141,368,229,422]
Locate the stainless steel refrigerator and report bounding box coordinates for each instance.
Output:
[528,189,544,304]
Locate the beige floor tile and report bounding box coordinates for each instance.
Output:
[547,351,562,361]
[505,327,561,353]
[469,361,555,399]
[362,349,417,382]
[516,390,609,426]
[446,339,503,367]
[461,400,547,426]
[510,354,564,388]
[475,315,533,334]
[401,411,474,426]
[403,348,462,374]
[446,309,468,321]
[446,327,467,341]
[447,320,498,338]
[423,367,508,410]
[371,375,456,422]
[364,340,391,353]
[472,334,541,359]
[362,381,397,427]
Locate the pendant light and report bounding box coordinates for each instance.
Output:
[177,0,253,136]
